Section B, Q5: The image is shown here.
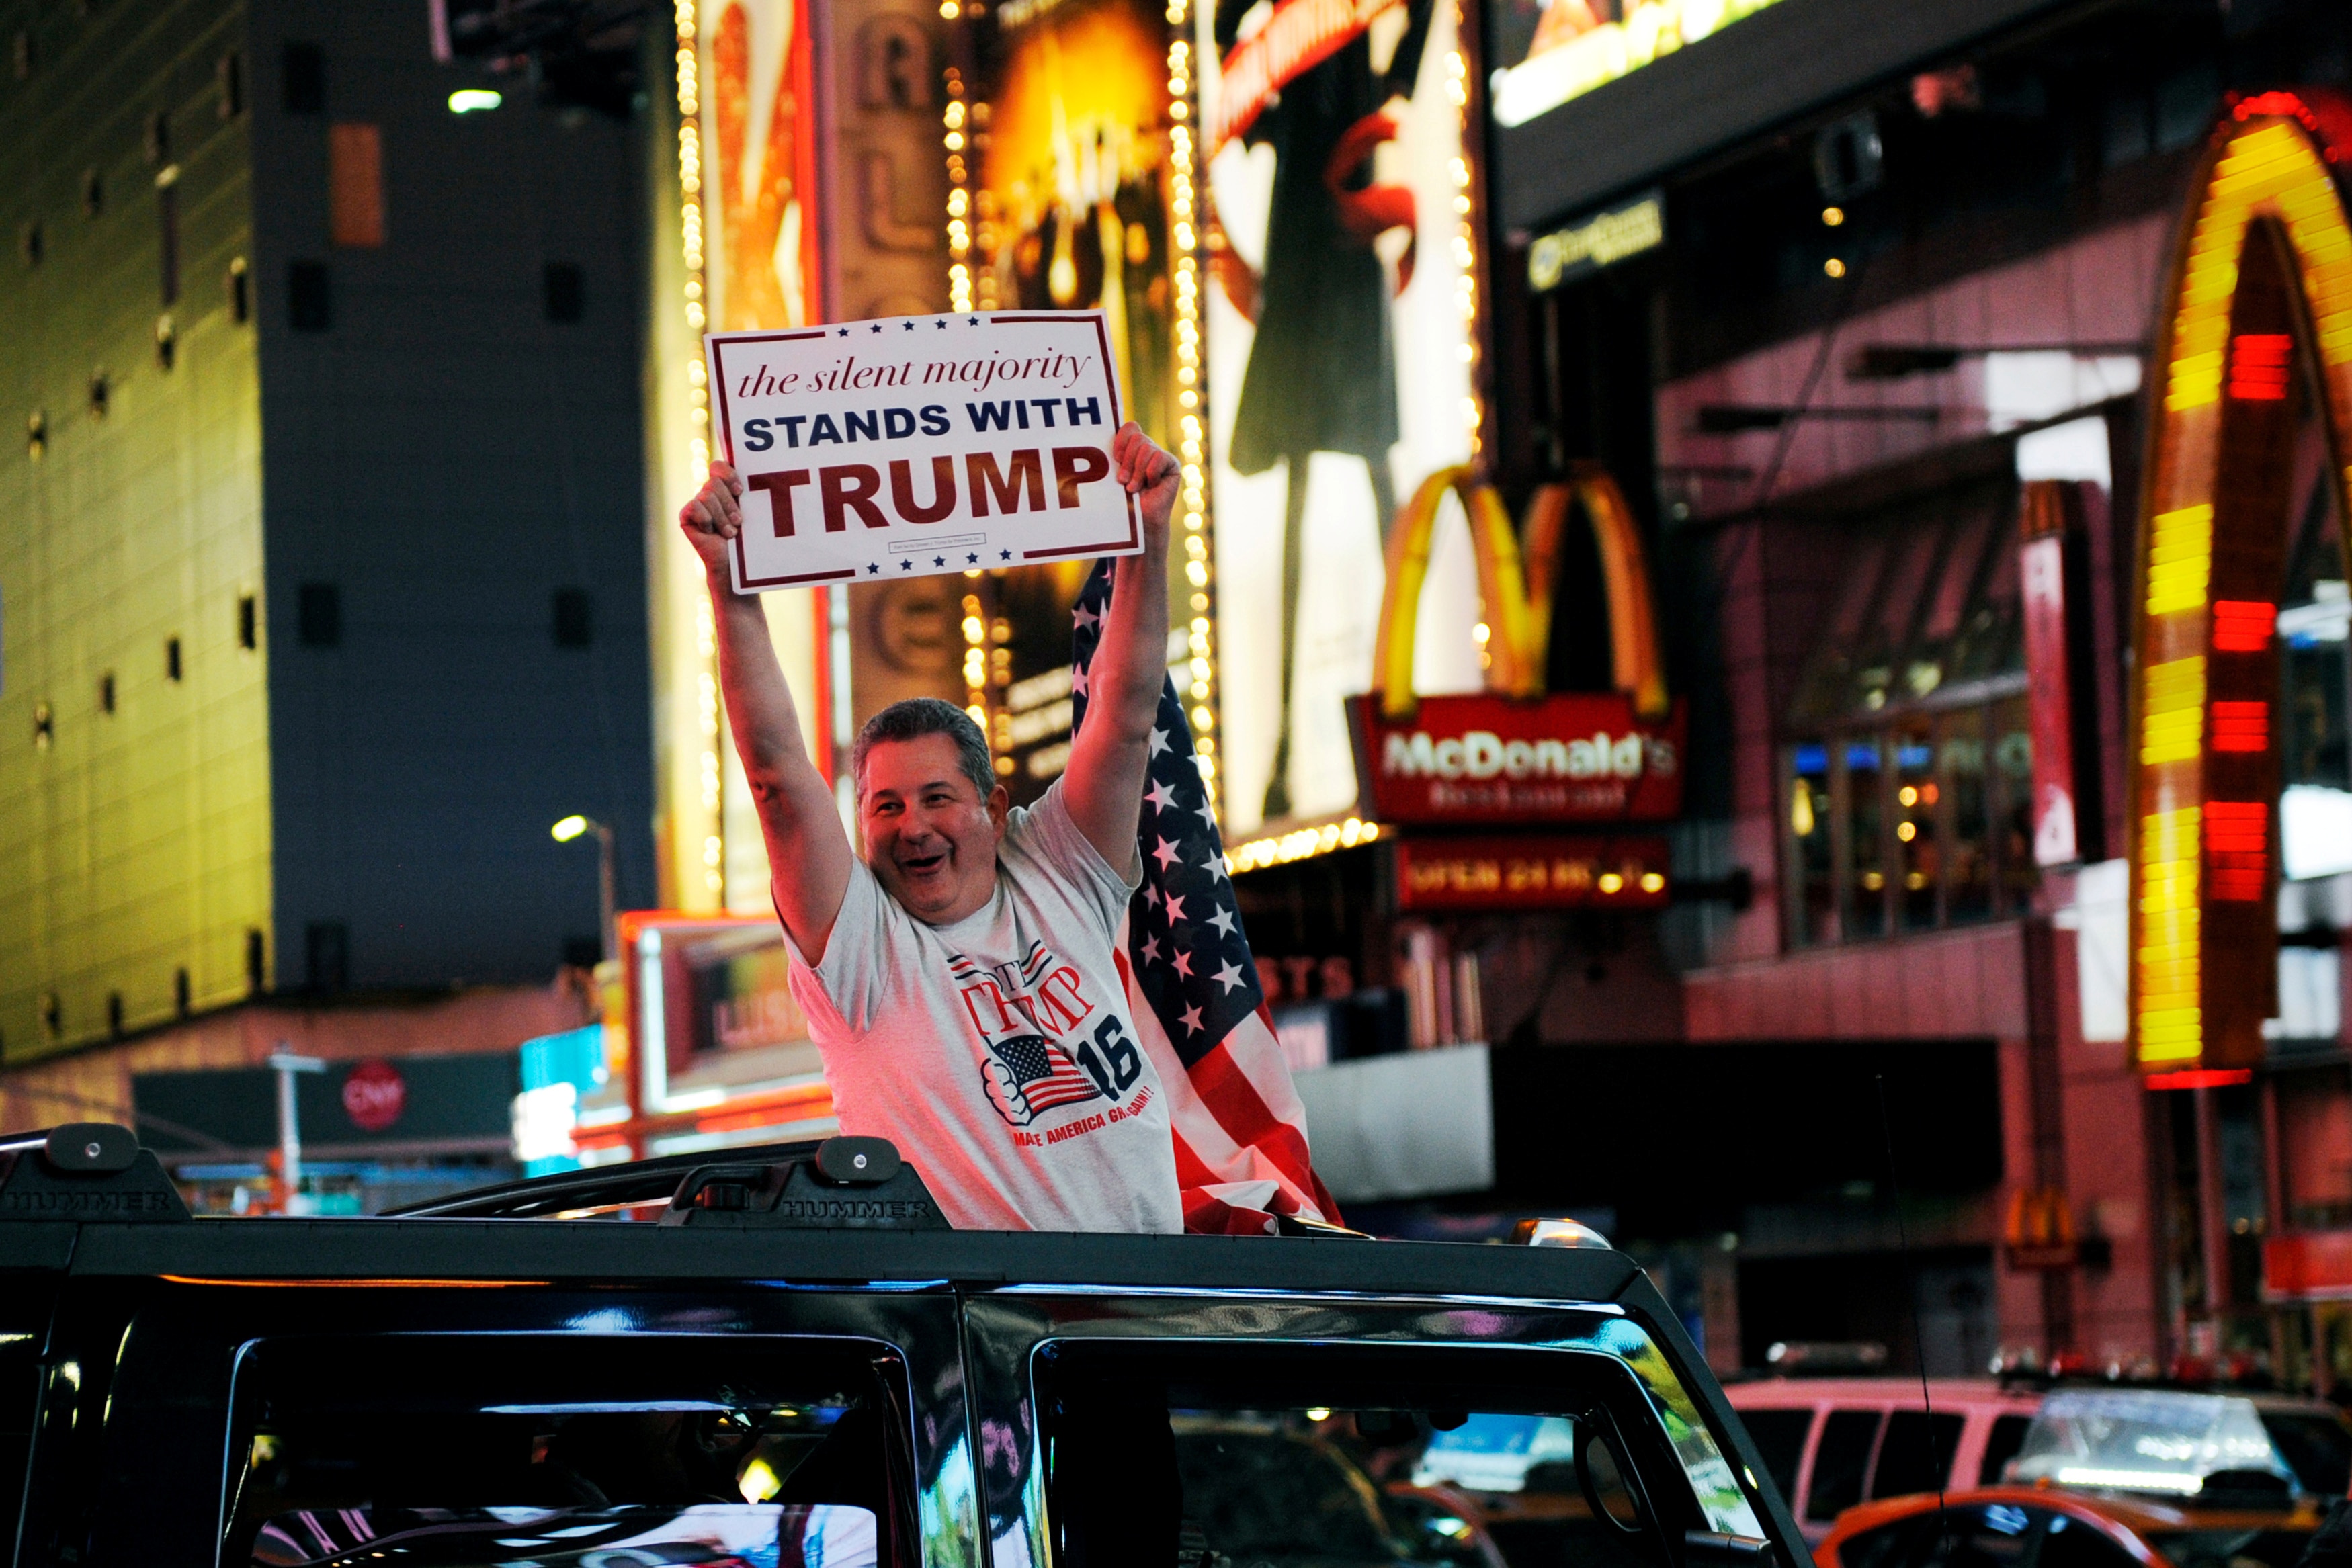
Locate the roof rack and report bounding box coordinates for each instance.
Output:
[1,1123,190,1221]
[384,1134,950,1230]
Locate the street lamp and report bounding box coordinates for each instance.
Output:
[552,814,616,965]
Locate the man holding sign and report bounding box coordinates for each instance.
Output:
[679,312,1182,1232]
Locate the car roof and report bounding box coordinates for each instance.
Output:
[1726,1378,2041,1409]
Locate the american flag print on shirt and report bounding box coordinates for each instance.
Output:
[950,941,1114,1127]
[1068,558,1341,1234]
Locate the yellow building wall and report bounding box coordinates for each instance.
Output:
[0,1,269,1063]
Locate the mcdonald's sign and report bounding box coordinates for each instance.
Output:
[2004,1184,2081,1271]
[2127,90,2352,1076]
[1346,462,1687,827]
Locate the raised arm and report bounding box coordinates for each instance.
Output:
[1064,423,1179,877]
[679,461,856,961]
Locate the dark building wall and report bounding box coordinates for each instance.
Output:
[0,0,269,1060]
[247,2,653,987]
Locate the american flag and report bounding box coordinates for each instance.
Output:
[1068,559,1341,1234]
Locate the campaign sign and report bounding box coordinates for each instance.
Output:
[706,310,1140,592]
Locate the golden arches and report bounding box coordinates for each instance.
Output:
[2129,92,2352,1072]
[1372,463,1668,721]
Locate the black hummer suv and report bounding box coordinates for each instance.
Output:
[0,1123,1806,1568]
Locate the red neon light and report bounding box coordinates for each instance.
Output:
[2146,1068,2255,1089]
[2212,700,2270,752]
[2212,599,2279,650]
[2228,334,2293,400]
[2206,800,2269,900]
[2231,91,2320,129]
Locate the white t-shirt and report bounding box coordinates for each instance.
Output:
[783,780,1181,1233]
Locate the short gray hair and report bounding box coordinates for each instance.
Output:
[853,697,995,802]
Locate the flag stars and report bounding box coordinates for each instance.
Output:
[1208,906,1236,939]
[902,320,916,330]
[1171,947,1194,979]
[866,563,880,574]
[1149,728,1171,757]
[1192,798,1217,828]
[870,322,883,333]
[1141,933,1162,965]
[1179,1004,1204,1035]
[1213,959,1247,994]
[1073,604,1100,631]
[1072,666,1090,697]
[837,327,850,337]
[900,559,913,571]
[1001,549,1013,561]
[1163,893,1187,924]
[1146,779,1176,813]
[933,556,946,566]
[1152,836,1182,871]
[967,552,980,564]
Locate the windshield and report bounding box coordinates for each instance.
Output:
[2259,1413,2352,1496]
[2143,1530,2315,1568]
[2011,1391,2295,1495]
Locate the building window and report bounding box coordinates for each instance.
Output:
[158,178,179,305]
[40,992,59,1040]
[106,992,124,1037]
[282,40,325,114]
[99,672,116,713]
[1781,469,2035,946]
[327,122,385,248]
[155,314,176,371]
[175,967,192,1017]
[245,928,267,994]
[144,110,171,165]
[166,636,183,681]
[298,583,341,647]
[81,168,101,218]
[86,370,108,419]
[306,922,349,993]
[544,261,585,322]
[553,587,593,647]
[32,701,52,750]
[217,51,244,119]
[26,409,44,460]
[288,259,329,330]
[19,220,39,267]
[239,593,258,650]
[228,256,251,323]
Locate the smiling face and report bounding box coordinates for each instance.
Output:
[858,732,1009,924]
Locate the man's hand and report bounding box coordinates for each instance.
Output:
[679,458,854,963]
[679,461,747,577]
[1114,421,1180,548]
[1064,425,1178,877]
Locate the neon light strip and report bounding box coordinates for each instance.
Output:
[2129,99,2352,1072]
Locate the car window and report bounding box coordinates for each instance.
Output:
[2259,1411,2352,1495]
[1037,1341,1769,1568]
[1870,1411,1963,1499]
[1808,1411,1883,1521]
[1837,1518,1921,1568]
[1737,1409,1812,1502]
[2037,1513,2139,1568]
[1978,1415,2031,1485]
[2144,1530,2318,1568]
[225,1335,897,1568]
[1904,1502,2035,1568]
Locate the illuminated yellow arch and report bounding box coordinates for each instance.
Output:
[1372,462,1669,720]
[2130,91,2352,1073]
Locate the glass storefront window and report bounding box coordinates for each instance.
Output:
[1941,710,1995,925]
[1894,728,1938,930]
[1992,696,2036,914]
[1788,741,1835,946]
[1845,737,1889,939]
